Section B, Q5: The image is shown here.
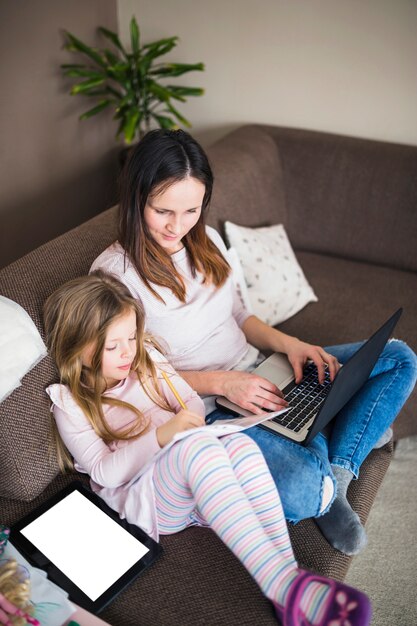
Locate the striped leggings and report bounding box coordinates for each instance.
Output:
[153,431,298,605]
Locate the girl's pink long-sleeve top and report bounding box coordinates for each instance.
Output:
[46,348,205,540]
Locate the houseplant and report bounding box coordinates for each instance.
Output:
[61,16,205,143]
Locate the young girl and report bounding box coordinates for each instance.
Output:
[44,271,371,626]
[91,129,417,556]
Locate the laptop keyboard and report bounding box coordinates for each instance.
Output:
[272,362,332,432]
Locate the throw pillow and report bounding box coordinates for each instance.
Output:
[0,296,47,403]
[224,222,318,325]
[225,247,253,313]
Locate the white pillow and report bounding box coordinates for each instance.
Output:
[0,296,47,403]
[224,222,318,325]
[224,247,253,313]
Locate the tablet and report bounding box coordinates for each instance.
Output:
[10,481,162,614]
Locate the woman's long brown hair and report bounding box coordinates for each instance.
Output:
[44,270,172,470]
[118,129,230,303]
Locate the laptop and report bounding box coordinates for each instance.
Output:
[215,308,402,445]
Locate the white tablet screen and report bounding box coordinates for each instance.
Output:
[20,490,149,601]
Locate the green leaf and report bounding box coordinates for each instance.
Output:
[79,99,112,120]
[79,88,109,97]
[152,113,177,130]
[161,88,186,103]
[70,77,105,95]
[61,63,87,70]
[130,16,140,55]
[105,85,124,100]
[64,31,106,67]
[122,109,141,143]
[142,36,178,51]
[150,62,205,77]
[62,68,104,79]
[98,27,127,57]
[105,63,130,81]
[103,48,120,65]
[142,37,178,61]
[166,85,204,97]
[114,97,135,117]
[166,102,191,127]
[147,81,173,102]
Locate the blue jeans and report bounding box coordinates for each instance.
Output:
[206,340,417,522]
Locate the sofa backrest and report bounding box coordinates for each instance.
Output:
[205,125,288,236]
[231,125,417,273]
[0,207,118,500]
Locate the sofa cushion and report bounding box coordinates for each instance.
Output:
[224,221,317,325]
[0,207,118,501]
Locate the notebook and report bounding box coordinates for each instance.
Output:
[215,308,402,445]
[10,481,162,614]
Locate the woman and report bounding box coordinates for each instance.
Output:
[91,129,417,555]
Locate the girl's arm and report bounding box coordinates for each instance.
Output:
[53,405,162,489]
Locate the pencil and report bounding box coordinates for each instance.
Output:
[161,370,188,410]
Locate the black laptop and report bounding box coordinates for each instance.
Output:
[215,308,402,445]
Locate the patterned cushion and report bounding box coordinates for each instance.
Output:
[224,221,318,325]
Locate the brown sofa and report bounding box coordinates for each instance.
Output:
[1,124,416,625]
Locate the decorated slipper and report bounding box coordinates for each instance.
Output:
[273,569,372,626]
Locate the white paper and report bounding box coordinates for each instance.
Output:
[174,408,288,441]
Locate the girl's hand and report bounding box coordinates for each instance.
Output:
[221,370,288,415]
[156,409,205,447]
[283,337,340,384]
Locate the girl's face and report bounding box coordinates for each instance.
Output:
[143,177,205,253]
[83,309,137,388]
[101,309,137,387]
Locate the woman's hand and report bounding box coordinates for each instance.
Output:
[156,409,205,447]
[220,370,288,415]
[283,336,340,384]
[241,316,339,385]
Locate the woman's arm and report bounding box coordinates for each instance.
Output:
[179,315,339,414]
[178,368,287,415]
[242,315,340,384]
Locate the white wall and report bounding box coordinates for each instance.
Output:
[118,0,417,147]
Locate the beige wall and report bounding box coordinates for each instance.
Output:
[0,1,119,268]
[118,0,417,147]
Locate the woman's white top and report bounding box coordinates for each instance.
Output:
[91,227,257,411]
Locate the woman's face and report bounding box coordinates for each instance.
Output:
[143,177,205,253]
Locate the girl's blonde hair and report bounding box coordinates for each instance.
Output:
[44,270,171,470]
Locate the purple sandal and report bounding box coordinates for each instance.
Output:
[273,569,372,626]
